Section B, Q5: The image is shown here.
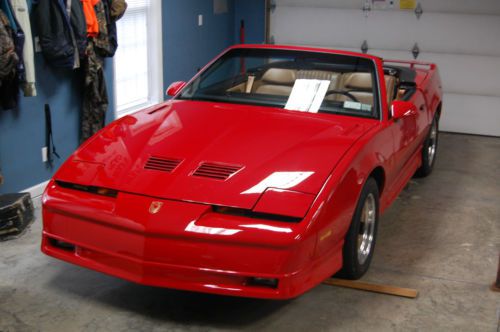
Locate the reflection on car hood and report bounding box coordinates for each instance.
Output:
[57,100,377,209]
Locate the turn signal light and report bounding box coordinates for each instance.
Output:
[55,181,118,198]
[212,206,301,223]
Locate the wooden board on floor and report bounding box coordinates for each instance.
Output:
[323,278,419,299]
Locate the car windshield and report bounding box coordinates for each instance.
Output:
[178,48,380,119]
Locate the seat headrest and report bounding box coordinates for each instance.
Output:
[261,68,296,85]
[343,73,373,91]
[385,75,396,86]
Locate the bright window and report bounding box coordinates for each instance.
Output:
[114,0,163,118]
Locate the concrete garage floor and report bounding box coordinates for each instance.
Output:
[1,133,499,332]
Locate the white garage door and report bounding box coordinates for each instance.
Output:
[270,0,500,136]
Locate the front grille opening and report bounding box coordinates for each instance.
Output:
[55,181,118,198]
[49,238,76,252]
[192,163,243,181]
[247,277,279,289]
[212,206,301,223]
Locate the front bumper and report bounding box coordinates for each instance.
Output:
[42,183,342,299]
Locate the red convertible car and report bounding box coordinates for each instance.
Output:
[42,45,442,299]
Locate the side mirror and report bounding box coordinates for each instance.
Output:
[391,100,417,120]
[166,81,187,97]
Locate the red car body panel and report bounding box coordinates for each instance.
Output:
[41,44,443,299]
[58,101,377,211]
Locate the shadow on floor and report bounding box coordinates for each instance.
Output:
[45,264,293,329]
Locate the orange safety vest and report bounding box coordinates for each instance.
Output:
[81,0,99,37]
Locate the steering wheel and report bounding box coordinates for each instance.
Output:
[325,90,360,103]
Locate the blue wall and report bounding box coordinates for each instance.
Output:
[0,0,266,194]
[0,26,115,193]
[162,0,266,89]
[233,0,266,45]
[162,0,236,90]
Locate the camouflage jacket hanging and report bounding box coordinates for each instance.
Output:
[80,0,126,142]
[93,0,127,57]
[0,8,19,110]
[0,9,18,80]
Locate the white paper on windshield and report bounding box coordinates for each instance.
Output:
[285,79,331,113]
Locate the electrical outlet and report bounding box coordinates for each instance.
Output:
[42,147,48,163]
[198,14,203,26]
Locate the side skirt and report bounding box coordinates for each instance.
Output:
[380,147,422,214]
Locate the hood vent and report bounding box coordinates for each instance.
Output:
[144,156,182,173]
[192,163,242,181]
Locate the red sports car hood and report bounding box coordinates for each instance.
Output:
[57,101,376,209]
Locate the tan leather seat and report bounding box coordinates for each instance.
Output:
[297,70,341,91]
[337,73,397,105]
[337,72,374,105]
[255,68,296,96]
[385,75,397,105]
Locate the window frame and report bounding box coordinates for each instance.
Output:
[113,1,164,119]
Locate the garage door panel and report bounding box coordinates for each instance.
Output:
[276,0,500,15]
[350,49,500,97]
[274,45,500,98]
[272,8,368,49]
[420,54,500,97]
[272,8,500,56]
[441,94,500,136]
[271,1,500,136]
[370,12,500,57]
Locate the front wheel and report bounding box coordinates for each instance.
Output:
[336,177,380,280]
[415,115,439,177]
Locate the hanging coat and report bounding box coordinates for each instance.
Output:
[32,0,87,69]
[0,9,17,80]
[0,0,24,107]
[110,0,126,20]
[80,39,108,143]
[10,0,36,96]
[94,0,126,57]
[0,8,19,110]
[80,0,99,37]
[79,0,125,142]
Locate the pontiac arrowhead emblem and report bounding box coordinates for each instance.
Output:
[149,201,163,214]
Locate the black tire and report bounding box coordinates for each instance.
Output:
[415,115,439,178]
[336,177,380,280]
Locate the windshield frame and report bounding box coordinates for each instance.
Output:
[176,47,383,121]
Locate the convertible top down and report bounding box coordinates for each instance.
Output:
[42,44,442,299]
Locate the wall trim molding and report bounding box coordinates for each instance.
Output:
[21,180,49,209]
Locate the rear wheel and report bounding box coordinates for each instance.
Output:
[336,177,379,280]
[415,115,439,177]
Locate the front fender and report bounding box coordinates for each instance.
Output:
[304,123,390,262]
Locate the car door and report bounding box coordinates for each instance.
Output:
[388,101,419,188]
[413,89,431,145]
